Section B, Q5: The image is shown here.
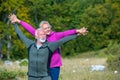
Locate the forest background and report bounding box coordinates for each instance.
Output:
[0,0,120,60]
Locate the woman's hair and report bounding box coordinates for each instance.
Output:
[39,21,52,28]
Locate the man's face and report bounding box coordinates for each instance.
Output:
[41,23,51,35]
[36,30,46,43]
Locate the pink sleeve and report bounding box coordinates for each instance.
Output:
[19,21,36,36]
[55,29,77,39]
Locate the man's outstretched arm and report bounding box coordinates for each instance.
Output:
[9,14,36,36]
[49,34,78,52]
[13,24,33,48]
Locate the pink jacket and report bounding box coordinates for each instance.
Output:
[19,21,77,68]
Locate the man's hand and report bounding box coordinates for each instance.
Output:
[76,27,88,35]
[8,14,20,23]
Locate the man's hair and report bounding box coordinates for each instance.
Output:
[35,28,43,37]
[39,21,52,28]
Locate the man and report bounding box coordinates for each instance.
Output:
[9,14,87,80]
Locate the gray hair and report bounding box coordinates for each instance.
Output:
[35,28,43,37]
[39,21,52,28]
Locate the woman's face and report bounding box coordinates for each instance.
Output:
[41,23,51,35]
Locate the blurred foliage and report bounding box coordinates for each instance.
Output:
[0,0,120,59]
[19,59,28,66]
[0,67,26,80]
[106,41,120,71]
[107,54,120,71]
[0,68,17,80]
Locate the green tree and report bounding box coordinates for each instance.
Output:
[0,0,120,59]
[80,1,120,51]
[0,0,30,59]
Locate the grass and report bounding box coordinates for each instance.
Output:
[59,58,120,80]
[0,61,27,80]
[0,58,120,80]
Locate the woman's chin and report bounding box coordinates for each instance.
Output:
[46,32,50,35]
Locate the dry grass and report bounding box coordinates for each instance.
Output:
[0,58,120,80]
[60,58,120,80]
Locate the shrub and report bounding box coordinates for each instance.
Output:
[0,68,17,80]
[107,54,120,71]
[17,70,27,77]
[19,59,28,66]
[106,41,120,71]
[106,41,120,55]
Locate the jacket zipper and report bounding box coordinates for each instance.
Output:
[36,49,39,76]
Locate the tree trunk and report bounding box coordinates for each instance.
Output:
[0,37,4,60]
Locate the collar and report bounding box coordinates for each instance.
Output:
[34,41,48,49]
[36,44,42,50]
